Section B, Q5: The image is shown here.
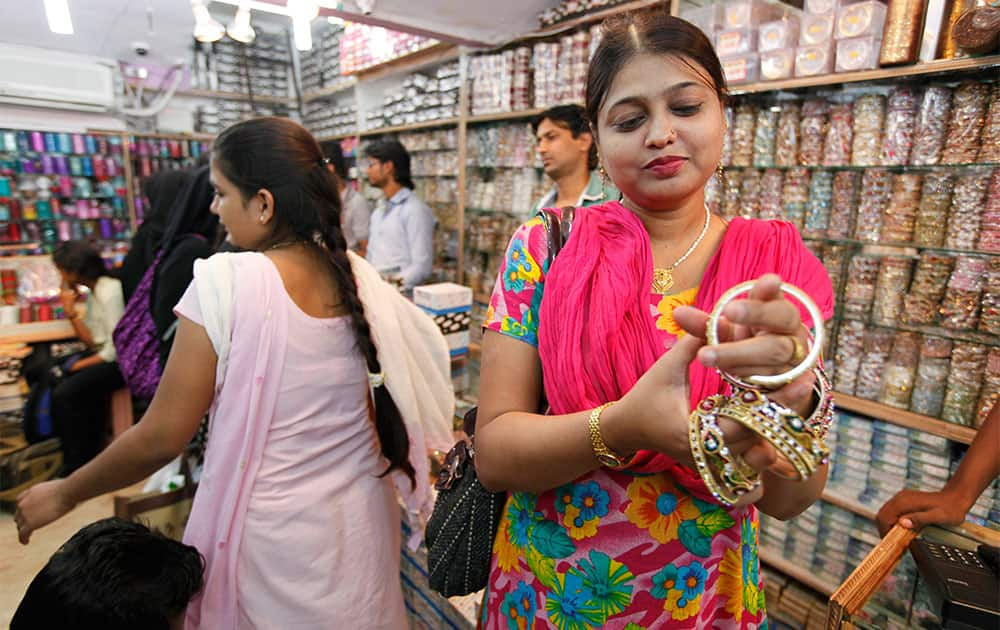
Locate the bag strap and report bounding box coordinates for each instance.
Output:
[538,206,576,269]
[466,206,577,438]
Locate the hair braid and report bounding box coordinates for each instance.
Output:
[213,116,416,487]
[319,205,416,487]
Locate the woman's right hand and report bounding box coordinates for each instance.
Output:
[15,479,77,544]
[605,334,777,476]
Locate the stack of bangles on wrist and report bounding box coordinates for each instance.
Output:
[689,281,835,507]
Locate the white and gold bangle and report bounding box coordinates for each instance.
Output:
[706,281,825,390]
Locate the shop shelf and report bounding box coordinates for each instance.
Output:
[352,42,460,82]
[302,76,359,103]
[820,490,1000,547]
[729,54,1000,96]
[760,547,836,597]
[358,118,461,137]
[834,316,1000,349]
[466,108,548,125]
[0,320,74,344]
[833,393,977,445]
[801,236,999,259]
[0,242,41,252]
[723,161,1000,174]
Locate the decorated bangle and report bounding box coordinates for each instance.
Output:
[725,388,829,478]
[698,406,760,494]
[689,395,762,507]
[805,366,835,441]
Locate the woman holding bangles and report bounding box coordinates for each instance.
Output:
[475,13,834,629]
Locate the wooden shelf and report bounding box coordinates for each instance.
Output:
[353,43,460,82]
[834,393,977,445]
[467,108,547,124]
[760,548,836,597]
[302,77,359,103]
[822,488,1000,547]
[822,489,878,521]
[358,118,461,137]
[0,242,41,253]
[0,320,74,344]
[730,54,1000,96]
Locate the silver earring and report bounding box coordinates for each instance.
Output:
[259,215,266,224]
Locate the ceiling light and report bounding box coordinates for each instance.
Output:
[287,0,318,51]
[43,0,74,35]
[192,0,225,43]
[227,3,255,43]
[212,0,293,16]
[292,17,312,50]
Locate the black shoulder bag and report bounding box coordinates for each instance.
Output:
[424,207,575,597]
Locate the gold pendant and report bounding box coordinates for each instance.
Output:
[652,268,674,294]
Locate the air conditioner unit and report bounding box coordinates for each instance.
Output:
[0,45,115,113]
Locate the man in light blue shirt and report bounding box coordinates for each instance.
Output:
[364,139,436,291]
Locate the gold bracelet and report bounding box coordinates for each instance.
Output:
[588,402,632,469]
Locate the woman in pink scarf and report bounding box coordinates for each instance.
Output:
[476,13,834,630]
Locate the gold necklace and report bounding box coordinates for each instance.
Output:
[651,203,712,295]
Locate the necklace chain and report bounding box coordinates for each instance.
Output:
[266,240,305,252]
[651,203,712,295]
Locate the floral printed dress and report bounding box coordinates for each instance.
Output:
[482,215,767,629]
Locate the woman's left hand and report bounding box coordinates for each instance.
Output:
[673,273,818,413]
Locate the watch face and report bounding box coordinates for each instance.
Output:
[597,453,622,468]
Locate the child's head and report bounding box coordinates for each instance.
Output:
[11,517,204,630]
[52,240,107,288]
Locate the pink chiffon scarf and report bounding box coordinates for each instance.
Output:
[537,201,834,494]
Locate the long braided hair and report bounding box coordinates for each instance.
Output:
[213,117,415,486]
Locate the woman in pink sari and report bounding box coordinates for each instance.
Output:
[476,13,834,630]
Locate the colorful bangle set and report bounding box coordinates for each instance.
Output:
[690,281,835,508]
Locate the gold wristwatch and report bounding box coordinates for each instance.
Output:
[588,402,633,469]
